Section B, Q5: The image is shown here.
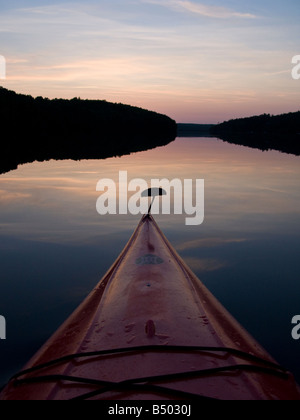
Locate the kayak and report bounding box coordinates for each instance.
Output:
[1,214,300,400]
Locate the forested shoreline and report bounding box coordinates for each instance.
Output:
[1,86,299,176]
[210,112,300,155]
[0,87,177,174]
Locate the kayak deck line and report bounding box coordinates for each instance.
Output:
[12,365,290,402]
[10,345,290,401]
[10,344,289,383]
[1,214,300,400]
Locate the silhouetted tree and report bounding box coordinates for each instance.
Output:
[210,112,300,155]
[0,87,177,174]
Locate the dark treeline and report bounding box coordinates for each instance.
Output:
[0,87,177,174]
[177,123,213,137]
[210,112,300,155]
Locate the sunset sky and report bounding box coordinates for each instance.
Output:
[0,0,299,123]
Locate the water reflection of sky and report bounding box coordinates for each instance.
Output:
[0,137,300,386]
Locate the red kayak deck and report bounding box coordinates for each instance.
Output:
[1,214,300,400]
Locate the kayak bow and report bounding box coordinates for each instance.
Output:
[1,214,300,400]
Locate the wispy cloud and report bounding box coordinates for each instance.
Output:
[0,189,32,204]
[145,0,257,19]
[1,1,297,122]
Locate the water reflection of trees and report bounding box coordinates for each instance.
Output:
[0,87,177,174]
[211,112,300,156]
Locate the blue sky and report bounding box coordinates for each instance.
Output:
[0,0,299,122]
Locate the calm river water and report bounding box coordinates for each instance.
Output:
[0,136,300,387]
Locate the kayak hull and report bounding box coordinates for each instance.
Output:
[1,215,300,400]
